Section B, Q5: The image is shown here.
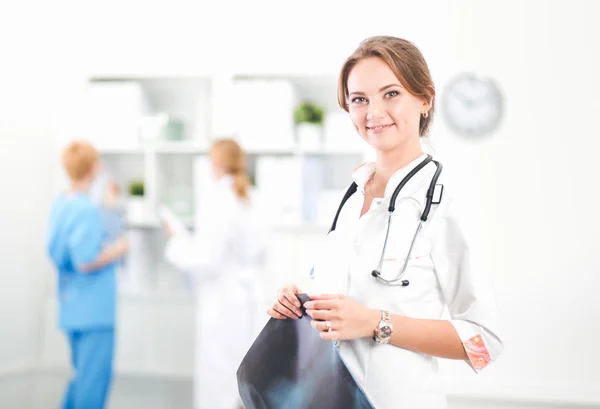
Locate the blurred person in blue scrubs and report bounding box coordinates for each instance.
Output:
[47,141,129,409]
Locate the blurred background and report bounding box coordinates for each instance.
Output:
[1,0,599,408]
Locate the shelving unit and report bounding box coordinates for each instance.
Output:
[79,73,369,304]
[89,75,367,229]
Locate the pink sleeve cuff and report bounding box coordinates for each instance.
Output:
[463,334,491,370]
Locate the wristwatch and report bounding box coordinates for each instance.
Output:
[373,310,393,344]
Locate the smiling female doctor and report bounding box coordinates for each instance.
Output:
[267,36,504,409]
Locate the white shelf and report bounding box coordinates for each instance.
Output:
[118,290,195,304]
[127,219,161,229]
[126,216,329,233]
[100,142,364,157]
[100,147,146,155]
[150,141,209,154]
[269,221,330,233]
[100,141,208,155]
[298,148,364,156]
[127,216,193,229]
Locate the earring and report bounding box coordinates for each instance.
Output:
[422,111,429,119]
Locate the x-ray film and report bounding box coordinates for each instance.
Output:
[237,294,374,409]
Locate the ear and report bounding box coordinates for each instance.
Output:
[421,89,434,112]
[91,162,102,178]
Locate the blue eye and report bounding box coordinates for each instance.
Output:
[384,90,399,98]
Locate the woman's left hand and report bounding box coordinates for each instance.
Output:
[304,294,380,341]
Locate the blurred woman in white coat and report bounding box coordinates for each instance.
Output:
[163,138,267,409]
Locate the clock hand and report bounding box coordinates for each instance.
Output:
[454,90,475,108]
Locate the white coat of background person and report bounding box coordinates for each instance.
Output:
[163,138,267,409]
[268,36,504,409]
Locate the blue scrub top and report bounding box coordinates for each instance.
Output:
[47,192,116,330]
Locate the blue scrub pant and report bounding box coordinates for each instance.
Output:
[61,328,115,409]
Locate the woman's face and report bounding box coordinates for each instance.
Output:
[210,154,226,179]
[347,57,429,154]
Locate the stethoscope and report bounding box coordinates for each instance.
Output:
[329,155,443,287]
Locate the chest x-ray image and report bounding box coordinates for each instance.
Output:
[237,294,374,409]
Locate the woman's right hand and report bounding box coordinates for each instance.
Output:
[267,284,304,320]
[162,221,174,238]
[117,236,129,256]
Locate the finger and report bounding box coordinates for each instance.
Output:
[274,302,299,320]
[310,319,336,332]
[319,330,340,341]
[267,308,287,320]
[307,293,344,301]
[278,290,302,317]
[272,303,298,320]
[283,287,302,308]
[305,309,334,321]
[278,297,301,317]
[303,299,340,310]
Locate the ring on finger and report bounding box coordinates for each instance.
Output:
[325,321,332,332]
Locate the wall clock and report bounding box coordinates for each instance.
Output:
[440,73,504,137]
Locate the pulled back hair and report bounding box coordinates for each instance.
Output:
[210,138,250,201]
[337,36,436,136]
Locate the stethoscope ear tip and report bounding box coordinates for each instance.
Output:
[401,280,410,286]
[371,270,380,278]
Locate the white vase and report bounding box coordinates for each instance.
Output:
[127,196,147,224]
[296,123,323,150]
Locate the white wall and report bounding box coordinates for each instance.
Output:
[0,70,57,374]
[0,1,94,376]
[433,0,600,405]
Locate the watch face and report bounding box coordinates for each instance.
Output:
[441,73,504,138]
[380,326,392,338]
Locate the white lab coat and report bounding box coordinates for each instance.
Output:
[311,154,504,409]
[164,175,267,409]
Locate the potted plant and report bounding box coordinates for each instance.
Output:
[294,101,325,149]
[129,181,145,197]
[127,180,146,224]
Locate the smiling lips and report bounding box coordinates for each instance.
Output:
[367,124,394,133]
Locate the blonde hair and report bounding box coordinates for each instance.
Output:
[337,36,436,137]
[210,138,250,201]
[61,140,99,182]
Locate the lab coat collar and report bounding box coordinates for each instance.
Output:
[352,162,377,195]
[352,153,430,199]
[217,174,234,188]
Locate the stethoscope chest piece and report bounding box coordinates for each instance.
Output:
[372,269,410,286]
